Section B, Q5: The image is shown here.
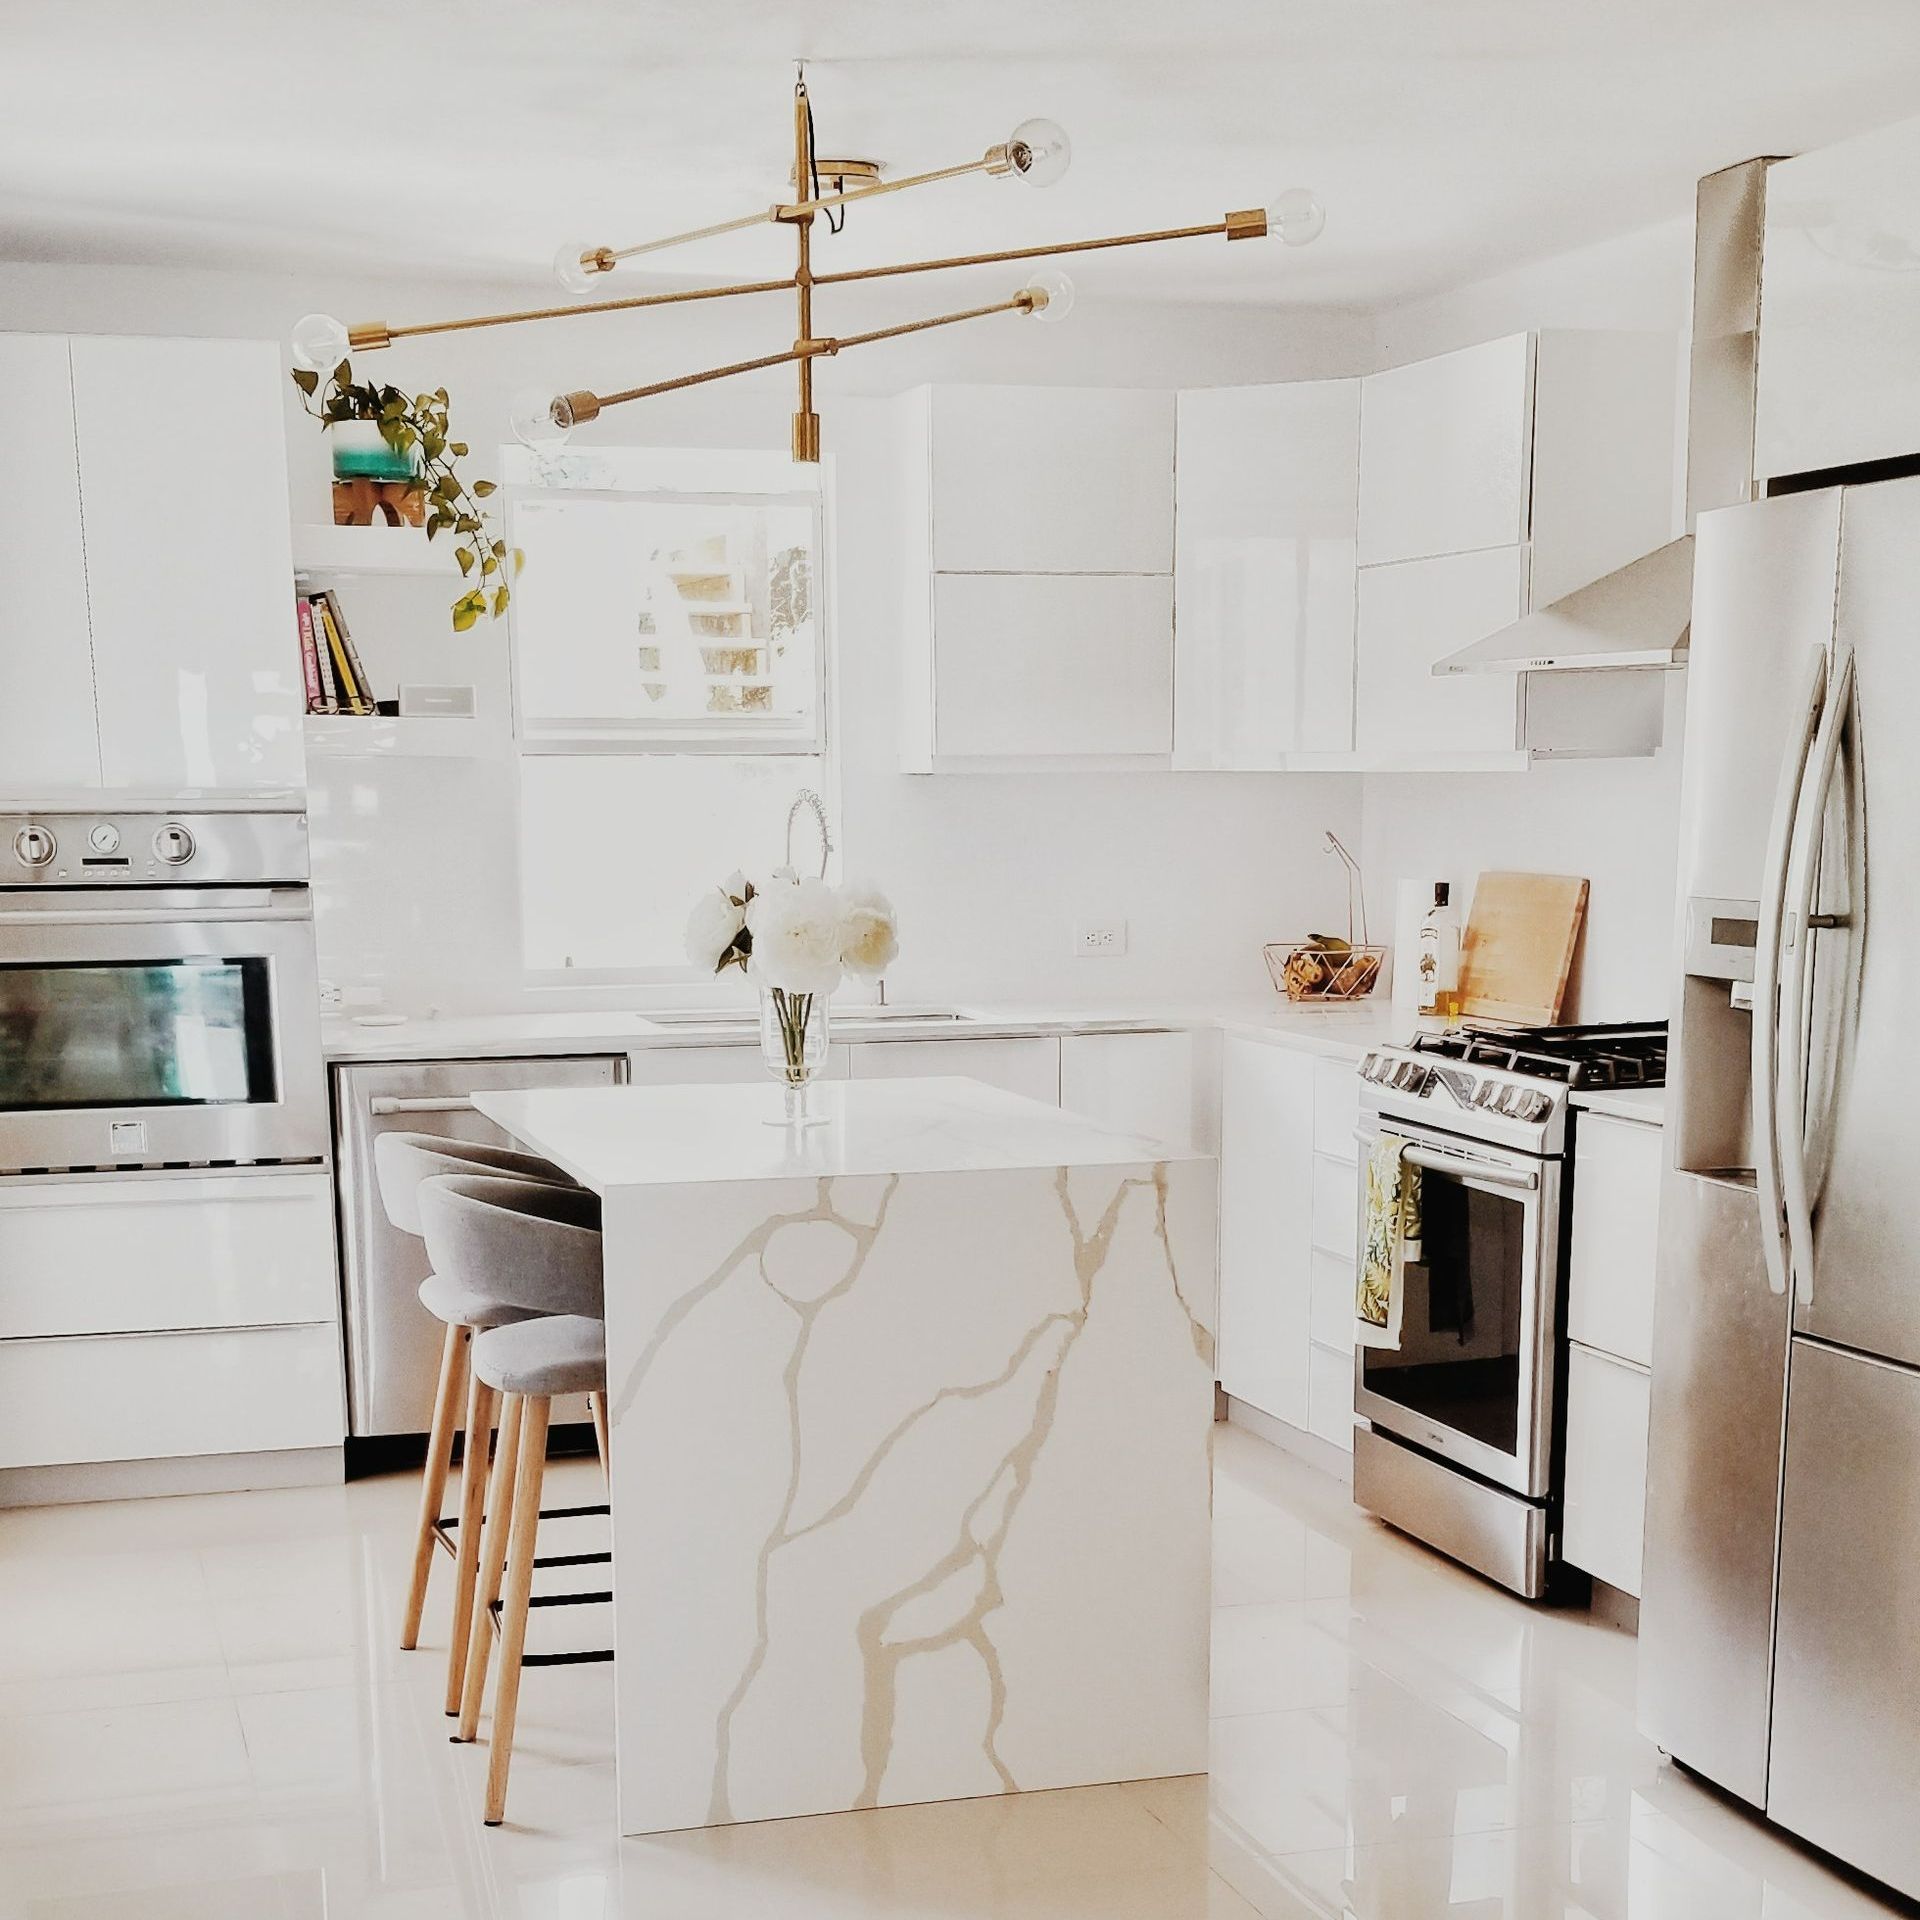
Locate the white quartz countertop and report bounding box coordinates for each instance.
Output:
[474,1075,1206,1192]
[320,997,1399,1064]
[1571,1085,1667,1125]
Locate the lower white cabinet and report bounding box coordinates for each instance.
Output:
[1355,545,1526,757]
[0,1325,344,1469]
[929,572,1174,762]
[1217,1034,1365,1450]
[1563,1341,1652,1597]
[850,1035,1061,1104]
[624,1043,851,1085]
[1059,1029,1200,1150]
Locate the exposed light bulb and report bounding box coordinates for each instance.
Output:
[290,313,350,372]
[1006,117,1071,188]
[552,240,608,296]
[1269,188,1326,248]
[1021,268,1075,324]
[510,389,571,448]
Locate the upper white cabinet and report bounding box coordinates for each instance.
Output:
[929,385,1174,574]
[0,333,303,797]
[1358,333,1532,568]
[1172,380,1360,769]
[1755,118,1920,485]
[1351,329,1676,762]
[900,385,1176,770]
[0,335,100,787]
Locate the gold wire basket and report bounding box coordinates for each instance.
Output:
[1264,939,1387,1002]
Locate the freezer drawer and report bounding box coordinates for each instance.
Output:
[335,1053,625,1437]
[1769,1338,1920,1901]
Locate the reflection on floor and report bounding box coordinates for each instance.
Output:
[0,1422,1904,1918]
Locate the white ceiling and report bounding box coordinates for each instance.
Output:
[4,0,1920,310]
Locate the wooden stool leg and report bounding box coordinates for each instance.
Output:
[588,1391,610,1481]
[445,1368,499,1715]
[455,1389,523,1743]
[484,1394,551,1827]
[402,1322,468,1650]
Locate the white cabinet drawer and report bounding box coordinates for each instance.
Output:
[0,1324,344,1468]
[850,1037,1061,1105]
[932,572,1174,760]
[1307,1340,1355,1452]
[1311,1056,1362,1160]
[1310,1152,1358,1258]
[1566,1114,1663,1368]
[0,1173,337,1339]
[1562,1342,1651,1596]
[930,386,1175,574]
[1309,1247,1356,1352]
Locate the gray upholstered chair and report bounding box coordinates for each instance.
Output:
[373,1131,588,1713]
[416,1172,609,1827]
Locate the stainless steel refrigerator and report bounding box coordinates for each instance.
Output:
[1639,473,1920,1899]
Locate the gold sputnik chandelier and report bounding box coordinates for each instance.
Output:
[291,74,1324,463]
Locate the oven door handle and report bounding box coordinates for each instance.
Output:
[370,1096,478,1117]
[0,904,312,926]
[1355,1131,1540,1192]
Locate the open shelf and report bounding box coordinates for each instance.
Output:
[292,523,461,579]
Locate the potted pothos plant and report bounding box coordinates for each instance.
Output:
[291,358,522,631]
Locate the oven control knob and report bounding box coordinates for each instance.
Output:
[88,822,121,854]
[12,825,55,868]
[153,824,196,866]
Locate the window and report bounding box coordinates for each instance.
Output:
[503,448,834,977]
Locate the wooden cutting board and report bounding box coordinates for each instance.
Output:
[1458,872,1590,1026]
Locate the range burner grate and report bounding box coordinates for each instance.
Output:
[1408,1020,1668,1089]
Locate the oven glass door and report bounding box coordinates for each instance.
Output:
[0,959,278,1110]
[1353,1122,1560,1498]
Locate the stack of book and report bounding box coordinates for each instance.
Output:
[295,589,376,716]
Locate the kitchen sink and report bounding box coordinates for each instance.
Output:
[638,1007,979,1029]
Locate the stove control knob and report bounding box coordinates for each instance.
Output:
[88,822,121,854]
[153,824,196,866]
[13,825,55,868]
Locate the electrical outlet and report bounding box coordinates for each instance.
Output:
[1073,919,1128,957]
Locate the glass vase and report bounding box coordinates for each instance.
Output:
[759,987,830,1126]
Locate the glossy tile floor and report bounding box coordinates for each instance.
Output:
[0,1423,1907,1919]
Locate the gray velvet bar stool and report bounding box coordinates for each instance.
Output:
[373,1131,597,1715]
[416,1172,608,1828]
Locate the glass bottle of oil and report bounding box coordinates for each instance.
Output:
[1417,882,1463,1026]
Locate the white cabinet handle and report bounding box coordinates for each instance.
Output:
[370,1096,477,1116]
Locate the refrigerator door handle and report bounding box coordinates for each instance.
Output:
[1753,644,1828,1298]
[1779,644,1855,1306]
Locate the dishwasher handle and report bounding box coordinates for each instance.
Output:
[369,1095,478,1117]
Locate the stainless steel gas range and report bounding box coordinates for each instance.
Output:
[1351,1021,1666,1599]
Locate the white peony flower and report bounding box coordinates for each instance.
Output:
[685,886,747,974]
[838,882,899,979]
[746,876,845,996]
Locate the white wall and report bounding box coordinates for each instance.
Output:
[0,260,1369,1010]
[1361,215,1697,1021]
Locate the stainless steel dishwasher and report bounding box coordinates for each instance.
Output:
[333,1053,626,1444]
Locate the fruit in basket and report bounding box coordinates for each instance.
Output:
[1282,947,1330,996]
[1283,933,1382,999]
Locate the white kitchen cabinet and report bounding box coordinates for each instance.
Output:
[0,335,100,789]
[1059,1030,1200,1151]
[850,1035,1061,1105]
[1217,1037,1315,1427]
[1307,1341,1357,1454]
[1358,334,1533,568]
[1355,545,1526,756]
[930,572,1173,760]
[68,336,304,791]
[1563,1342,1652,1597]
[927,385,1174,575]
[1756,119,1920,486]
[1172,380,1360,768]
[1566,1112,1664,1368]
[0,1172,336,1339]
[623,1043,851,1086]
[0,1324,343,1469]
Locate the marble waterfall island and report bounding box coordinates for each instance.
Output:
[474,1075,1217,1837]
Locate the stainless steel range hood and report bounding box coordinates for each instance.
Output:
[1436,156,1778,678]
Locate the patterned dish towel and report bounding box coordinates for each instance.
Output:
[1357,1134,1423,1350]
